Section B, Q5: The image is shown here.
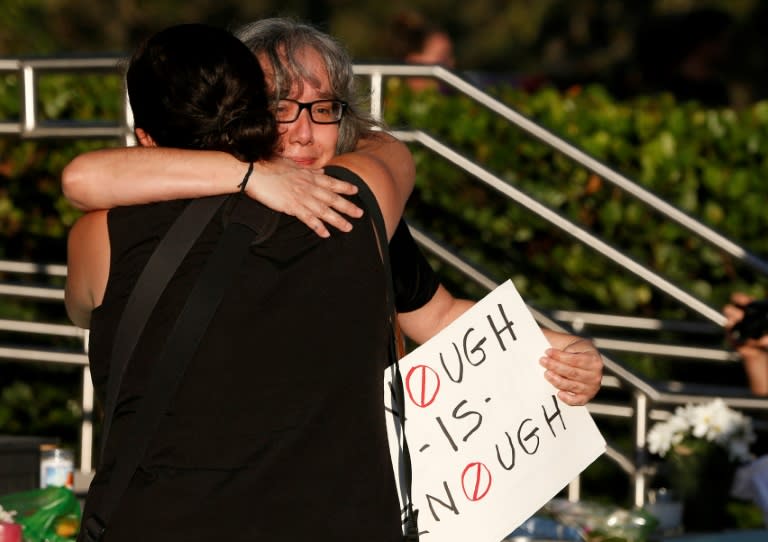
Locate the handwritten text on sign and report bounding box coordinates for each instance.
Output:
[384,280,606,542]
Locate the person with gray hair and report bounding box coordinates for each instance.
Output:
[236,17,379,154]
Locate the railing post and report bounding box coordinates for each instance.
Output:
[567,475,581,502]
[80,330,95,474]
[367,71,383,122]
[21,64,36,134]
[632,390,650,507]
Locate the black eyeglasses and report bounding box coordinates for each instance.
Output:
[274,99,347,124]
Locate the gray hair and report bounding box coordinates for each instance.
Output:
[234,18,380,154]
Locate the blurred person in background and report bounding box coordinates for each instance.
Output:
[387,10,456,92]
[724,292,768,397]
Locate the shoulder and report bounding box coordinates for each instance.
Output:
[68,210,110,253]
[327,132,414,238]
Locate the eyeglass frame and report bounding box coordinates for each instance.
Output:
[273,98,348,124]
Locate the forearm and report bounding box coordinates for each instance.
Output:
[62,147,245,210]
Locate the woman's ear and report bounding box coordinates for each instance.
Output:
[135,127,157,147]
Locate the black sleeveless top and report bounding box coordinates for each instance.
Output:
[390,218,439,313]
[84,190,403,541]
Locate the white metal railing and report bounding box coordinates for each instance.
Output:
[0,260,94,479]
[0,56,132,142]
[3,57,768,506]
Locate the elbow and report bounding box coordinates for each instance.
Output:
[64,289,91,330]
[61,156,95,211]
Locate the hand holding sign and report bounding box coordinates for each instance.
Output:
[384,280,606,542]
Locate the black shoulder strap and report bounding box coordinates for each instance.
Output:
[83,195,257,542]
[323,165,419,541]
[98,195,228,462]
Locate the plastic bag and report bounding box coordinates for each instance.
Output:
[0,487,80,542]
[543,499,659,542]
[505,515,583,540]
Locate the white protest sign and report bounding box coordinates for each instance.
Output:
[384,279,606,542]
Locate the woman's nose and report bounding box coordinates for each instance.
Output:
[286,108,314,144]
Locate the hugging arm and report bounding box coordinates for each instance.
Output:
[390,221,603,406]
[62,147,363,237]
[400,298,603,406]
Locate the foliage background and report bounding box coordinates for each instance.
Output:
[4,0,768,103]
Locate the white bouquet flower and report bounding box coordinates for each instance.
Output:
[647,398,755,463]
[0,504,16,524]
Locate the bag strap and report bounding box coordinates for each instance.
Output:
[98,195,228,462]
[324,166,419,541]
[83,195,258,542]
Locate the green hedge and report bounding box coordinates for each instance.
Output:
[383,80,768,318]
[0,72,123,262]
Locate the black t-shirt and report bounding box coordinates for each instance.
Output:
[390,219,440,313]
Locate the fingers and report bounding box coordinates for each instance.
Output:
[540,345,603,406]
[555,389,591,407]
[723,304,745,328]
[314,172,359,195]
[730,292,754,306]
[299,174,363,231]
[321,191,363,219]
[245,166,364,238]
[295,209,346,239]
[291,185,364,237]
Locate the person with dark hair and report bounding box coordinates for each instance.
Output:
[62,17,603,410]
[125,25,277,161]
[66,22,416,541]
[633,8,733,106]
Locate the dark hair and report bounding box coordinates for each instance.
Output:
[126,23,277,162]
[234,18,380,154]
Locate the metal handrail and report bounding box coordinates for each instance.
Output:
[0,259,94,476]
[394,129,727,326]
[0,55,132,141]
[411,222,768,505]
